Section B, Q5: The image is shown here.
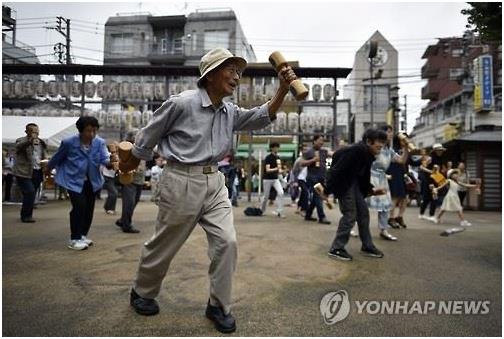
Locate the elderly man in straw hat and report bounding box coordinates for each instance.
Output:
[126,48,296,333]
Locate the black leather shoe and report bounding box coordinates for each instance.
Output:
[21,217,36,223]
[115,219,123,228]
[205,301,236,333]
[123,227,140,233]
[305,216,317,222]
[130,289,159,316]
[318,218,331,225]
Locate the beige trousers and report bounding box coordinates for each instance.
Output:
[133,164,236,314]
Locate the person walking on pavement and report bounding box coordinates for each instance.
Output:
[366,125,409,241]
[115,129,144,234]
[13,123,48,223]
[300,135,331,224]
[46,116,118,250]
[102,162,118,215]
[325,129,388,261]
[124,48,297,333]
[261,142,286,218]
[149,156,164,204]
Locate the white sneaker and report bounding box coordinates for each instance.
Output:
[350,229,359,237]
[105,210,115,215]
[427,216,437,223]
[460,220,472,227]
[81,235,94,246]
[68,239,89,251]
[418,214,425,220]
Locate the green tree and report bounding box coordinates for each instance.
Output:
[461,2,502,42]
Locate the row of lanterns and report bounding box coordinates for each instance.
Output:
[255,112,336,134]
[2,108,154,129]
[3,79,337,102]
[2,80,169,100]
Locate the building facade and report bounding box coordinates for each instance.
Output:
[343,30,399,142]
[411,32,502,210]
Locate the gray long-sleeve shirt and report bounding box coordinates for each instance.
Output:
[132,88,271,165]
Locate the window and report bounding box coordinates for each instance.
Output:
[451,48,463,57]
[449,68,465,80]
[191,31,197,52]
[204,30,229,51]
[111,33,134,54]
[161,39,168,53]
[363,85,390,113]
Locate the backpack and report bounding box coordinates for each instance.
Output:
[244,207,263,216]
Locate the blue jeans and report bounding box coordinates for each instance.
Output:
[16,169,43,220]
[305,177,325,220]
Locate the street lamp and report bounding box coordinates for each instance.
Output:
[368,40,378,128]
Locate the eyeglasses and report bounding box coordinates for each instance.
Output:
[224,65,242,78]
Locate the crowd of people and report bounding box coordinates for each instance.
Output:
[1,47,481,334]
[254,126,480,260]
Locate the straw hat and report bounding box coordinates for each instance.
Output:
[197,48,247,86]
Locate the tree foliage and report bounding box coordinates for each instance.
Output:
[461,2,502,42]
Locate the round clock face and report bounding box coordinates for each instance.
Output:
[370,47,388,66]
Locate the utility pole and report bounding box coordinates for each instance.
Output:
[403,94,407,132]
[54,16,71,64]
[368,41,378,128]
[54,16,72,108]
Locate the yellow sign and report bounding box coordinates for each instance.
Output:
[443,123,459,141]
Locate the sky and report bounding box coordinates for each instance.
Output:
[4,1,472,132]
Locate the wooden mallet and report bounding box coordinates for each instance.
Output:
[269,51,309,101]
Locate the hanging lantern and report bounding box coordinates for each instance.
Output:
[312,112,325,132]
[58,81,71,97]
[47,81,58,98]
[120,82,131,100]
[143,82,154,100]
[84,81,96,98]
[154,82,166,100]
[287,112,299,133]
[264,82,276,100]
[131,110,142,128]
[274,111,287,133]
[23,80,35,97]
[96,81,107,98]
[323,84,334,102]
[2,80,12,98]
[108,81,120,100]
[97,110,106,126]
[324,111,334,133]
[35,80,46,97]
[299,113,312,133]
[24,108,34,116]
[254,84,263,101]
[142,110,154,126]
[71,81,82,97]
[312,84,322,102]
[13,80,24,98]
[12,108,23,116]
[131,82,142,100]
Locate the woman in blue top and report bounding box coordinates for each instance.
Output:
[366,125,408,241]
[46,116,118,250]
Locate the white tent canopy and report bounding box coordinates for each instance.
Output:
[2,116,78,148]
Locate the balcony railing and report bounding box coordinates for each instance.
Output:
[149,38,184,56]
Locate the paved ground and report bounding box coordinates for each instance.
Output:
[2,195,502,336]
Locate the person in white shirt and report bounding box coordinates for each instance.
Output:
[149,157,165,203]
[101,164,117,214]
